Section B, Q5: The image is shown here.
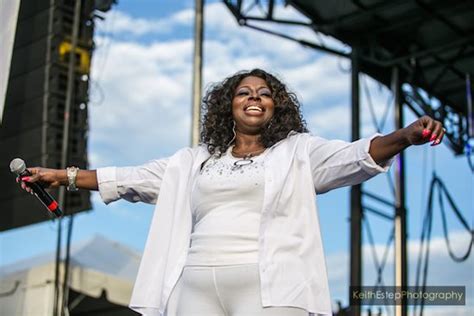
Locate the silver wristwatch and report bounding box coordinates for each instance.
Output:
[66,166,79,192]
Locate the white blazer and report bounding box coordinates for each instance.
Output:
[97,132,391,316]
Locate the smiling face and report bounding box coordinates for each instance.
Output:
[232,76,275,135]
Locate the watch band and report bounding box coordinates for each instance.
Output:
[66,166,79,192]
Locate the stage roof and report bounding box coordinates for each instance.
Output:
[287,0,473,118]
[224,0,474,153]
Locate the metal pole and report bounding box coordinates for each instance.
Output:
[466,74,473,137]
[48,0,59,312]
[392,66,407,316]
[56,0,82,315]
[191,0,204,146]
[350,48,362,316]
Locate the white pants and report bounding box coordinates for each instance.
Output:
[165,263,309,316]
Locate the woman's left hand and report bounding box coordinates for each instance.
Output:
[369,115,444,163]
[403,115,445,146]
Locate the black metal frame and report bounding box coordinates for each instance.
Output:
[222,0,474,155]
[218,2,474,316]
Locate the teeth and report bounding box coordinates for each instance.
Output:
[246,106,262,112]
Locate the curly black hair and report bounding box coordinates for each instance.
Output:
[200,68,308,155]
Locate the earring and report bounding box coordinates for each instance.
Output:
[267,118,274,130]
[227,121,236,146]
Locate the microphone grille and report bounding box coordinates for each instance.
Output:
[10,158,26,174]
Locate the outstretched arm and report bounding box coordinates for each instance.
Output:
[18,158,169,205]
[369,116,445,164]
[19,168,98,191]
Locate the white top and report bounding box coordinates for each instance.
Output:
[97,132,392,316]
[186,146,266,266]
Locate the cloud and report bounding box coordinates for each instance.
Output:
[87,5,471,316]
[3,5,472,315]
[89,1,355,167]
[307,104,350,139]
[96,9,194,37]
[89,34,195,166]
[305,72,397,139]
[87,0,401,168]
[285,55,350,103]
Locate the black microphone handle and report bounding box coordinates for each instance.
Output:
[20,170,63,218]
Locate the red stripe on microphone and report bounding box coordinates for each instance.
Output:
[47,200,58,211]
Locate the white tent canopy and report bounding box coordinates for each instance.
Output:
[0,234,141,315]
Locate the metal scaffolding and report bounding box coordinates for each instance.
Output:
[221,1,474,316]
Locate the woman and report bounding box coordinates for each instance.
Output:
[18,69,444,316]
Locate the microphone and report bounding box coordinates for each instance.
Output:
[10,158,62,218]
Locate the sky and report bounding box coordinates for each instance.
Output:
[1,1,473,314]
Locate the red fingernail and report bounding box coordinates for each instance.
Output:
[21,176,31,182]
[429,134,437,141]
[422,129,431,138]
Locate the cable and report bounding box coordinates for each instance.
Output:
[465,73,474,172]
[412,173,473,316]
[315,30,327,48]
[412,175,434,316]
[89,79,105,106]
[419,177,435,316]
[362,75,381,133]
[385,171,396,198]
[243,0,259,15]
[364,79,394,196]
[436,177,474,262]
[362,74,398,198]
[53,218,62,316]
[361,74,394,133]
[466,142,474,173]
[420,146,429,230]
[466,73,473,138]
[362,215,394,316]
[255,0,268,16]
[93,6,117,84]
[337,56,351,73]
[379,94,393,132]
[61,214,75,315]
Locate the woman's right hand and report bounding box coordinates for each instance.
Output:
[16,167,66,193]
